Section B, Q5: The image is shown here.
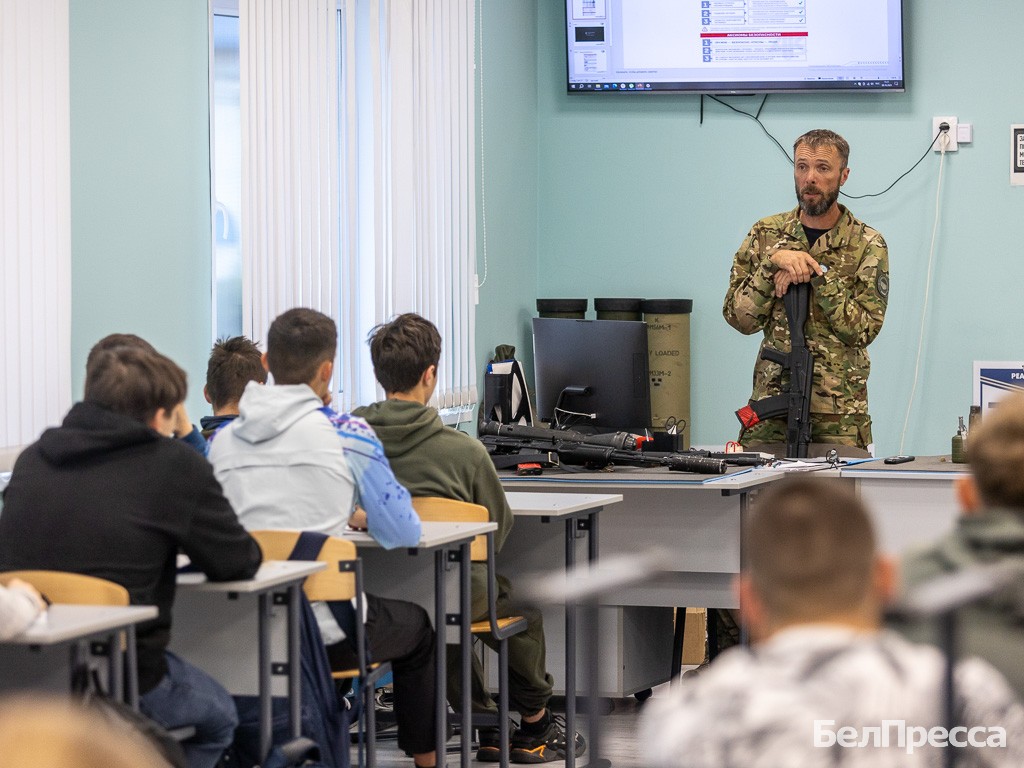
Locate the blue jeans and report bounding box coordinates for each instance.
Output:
[139,651,239,768]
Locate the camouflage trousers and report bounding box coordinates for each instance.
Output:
[740,413,873,451]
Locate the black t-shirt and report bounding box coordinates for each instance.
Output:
[802,224,829,249]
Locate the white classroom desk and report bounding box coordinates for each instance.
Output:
[500,467,782,697]
[838,455,966,555]
[343,520,497,768]
[498,456,967,697]
[171,560,325,761]
[502,491,620,768]
[0,603,157,707]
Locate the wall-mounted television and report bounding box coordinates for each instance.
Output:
[565,0,905,95]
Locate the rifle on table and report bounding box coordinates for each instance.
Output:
[735,281,813,458]
[479,422,730,475]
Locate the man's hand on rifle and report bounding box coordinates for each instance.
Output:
[770,250,823,298]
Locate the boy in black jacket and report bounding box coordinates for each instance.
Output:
[0,344,262,768]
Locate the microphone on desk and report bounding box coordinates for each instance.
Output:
[479,421,639,450]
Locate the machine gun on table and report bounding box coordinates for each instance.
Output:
[735,281,814,458]
[479,422,764,475]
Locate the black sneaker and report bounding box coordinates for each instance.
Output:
[510,714,586,764]
[476,723,515,762]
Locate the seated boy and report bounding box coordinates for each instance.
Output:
[900,391,1024,697]
[87,333,207,454]
[354,313,584,764]
[0,343,263,768]
[201,335,267,438]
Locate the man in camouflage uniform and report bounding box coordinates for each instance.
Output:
[724,129,888,455]
[641,478,1024,768]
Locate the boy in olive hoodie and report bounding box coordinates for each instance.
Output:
[354,313,585,764]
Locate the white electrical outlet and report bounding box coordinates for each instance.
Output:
[932,116,958,152]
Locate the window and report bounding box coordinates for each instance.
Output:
[209,0,478,418]
[211,12,242,341]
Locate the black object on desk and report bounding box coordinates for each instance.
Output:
[479,421,727,474]
[883,455,915,465]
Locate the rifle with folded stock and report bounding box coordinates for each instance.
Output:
[735,281,813,458]
[478,421,729,475]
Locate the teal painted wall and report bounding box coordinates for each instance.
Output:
[474,2,540,375]
[63,1,1023,454]
[532,1,1024,455]
[68,0,528,425]
[70,0,213,420]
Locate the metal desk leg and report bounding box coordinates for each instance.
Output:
[288,584,302,739]
[565,508,601,768]
[258,592,273,763]
[564,517,577,768]
[126,626,140,709]
[459,542,472,768]
[108,630,124,702]
[435,550,448,768]
[739,491,750,647]
[581,600,609,768]
[671,608,687,684]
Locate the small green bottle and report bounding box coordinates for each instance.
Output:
[951,416,968,464]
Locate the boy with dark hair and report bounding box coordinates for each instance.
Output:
[201,336,267,438]
[642,478,1024,767]
[87,333,208,454]
[0,344,263,768]
[208,307,439,768]
[901,391,1024,697]
[354,313,584,764]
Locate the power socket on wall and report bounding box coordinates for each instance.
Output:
[932,116,958,152]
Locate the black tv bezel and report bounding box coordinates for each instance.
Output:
[564,1,906,96]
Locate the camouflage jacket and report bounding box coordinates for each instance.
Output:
[897,507,1024,699]
[723,205,888,425]
[641,627,1024,768]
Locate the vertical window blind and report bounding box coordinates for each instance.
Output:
[238,0,340,356]
[343,0,478,413]
[238,0,477,415]
[0,0,71,453]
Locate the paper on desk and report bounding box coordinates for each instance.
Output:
[767,460,837,472]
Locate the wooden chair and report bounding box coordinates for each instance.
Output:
[411,497,528,768]
[0,570,129,606]
[250,531,389,768]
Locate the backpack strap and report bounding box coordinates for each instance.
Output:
[288,530,329,562]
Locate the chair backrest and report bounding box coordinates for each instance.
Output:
[411,497,489,562]
[0,570,129,606]
[250,530,357,602]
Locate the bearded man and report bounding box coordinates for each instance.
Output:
[723,129,888,456]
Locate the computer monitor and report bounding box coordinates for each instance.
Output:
[532,317,651,434]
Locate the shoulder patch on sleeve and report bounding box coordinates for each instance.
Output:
[877,272,889,300]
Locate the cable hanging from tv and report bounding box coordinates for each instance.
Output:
[701,94,946,200]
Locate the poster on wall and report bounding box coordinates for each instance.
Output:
[1012,125,1024,186]
[974,361,1024,416]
